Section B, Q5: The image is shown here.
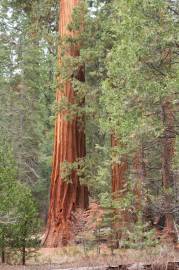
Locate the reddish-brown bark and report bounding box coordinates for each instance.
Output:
[111,135,128,195]
[161,100,176,235]
[111,135,128,246]
[43,0,88,247]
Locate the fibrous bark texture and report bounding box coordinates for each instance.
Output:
[111,135,128,195]
[44,0,88,247]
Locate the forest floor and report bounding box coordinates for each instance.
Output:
[1,245,179,270]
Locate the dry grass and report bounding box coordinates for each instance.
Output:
[1,244,179,270]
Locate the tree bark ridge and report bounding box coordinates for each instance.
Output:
[44,0,88,247]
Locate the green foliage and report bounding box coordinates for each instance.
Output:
[10,184,41,265]
[101,0,178,144]
[122,217,159,249]
[0,139,40,264]
[1,0,179,256]
[0,0,57,218]
[70,0,179,249]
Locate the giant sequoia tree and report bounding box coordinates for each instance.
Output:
[2,0,179,253]
[44,0,89,247]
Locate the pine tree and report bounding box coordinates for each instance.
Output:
[0,0,57,219]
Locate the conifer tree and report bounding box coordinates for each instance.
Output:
[44,0,89,247]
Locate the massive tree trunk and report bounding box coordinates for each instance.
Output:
[44,0,88,247]
[161,100,176,236]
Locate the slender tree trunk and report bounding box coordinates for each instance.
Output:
[111,135,128,247]
[1,249,5,264]
[133,143,146,211]
[22,244,26,266]
[44,0,88,247]
[1,231,5,263]
[161,100,176,235]
[111,135,128,195]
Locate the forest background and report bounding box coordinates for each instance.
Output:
[1,0,179,265]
